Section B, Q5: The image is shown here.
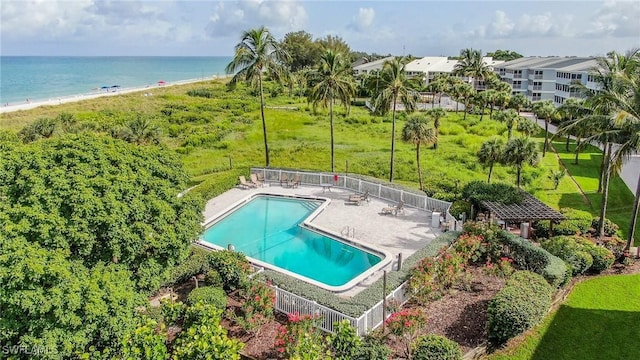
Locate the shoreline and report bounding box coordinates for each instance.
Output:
[0,76,229,114]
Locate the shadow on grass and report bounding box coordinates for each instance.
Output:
[531,306,640,360]
[558,192,594,210]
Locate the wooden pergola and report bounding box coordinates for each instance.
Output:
[480,192,565,237]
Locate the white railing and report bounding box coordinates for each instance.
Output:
[251,167,454,221]
[269,279,409,336]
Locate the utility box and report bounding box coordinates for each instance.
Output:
[432,212,441,228]
[520,222,530,239]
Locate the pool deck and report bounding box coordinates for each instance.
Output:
[202,183,445,297]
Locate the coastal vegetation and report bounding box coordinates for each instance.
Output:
[1,24,638,358]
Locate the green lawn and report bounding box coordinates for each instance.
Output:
[488,274,640,360]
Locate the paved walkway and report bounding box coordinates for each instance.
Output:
[522,112,639,195]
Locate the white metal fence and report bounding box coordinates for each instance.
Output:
[269,279,409,336]
[251,167,454,221]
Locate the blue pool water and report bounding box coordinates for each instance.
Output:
[201,195,383,287]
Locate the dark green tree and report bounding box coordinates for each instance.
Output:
[486,49,524,61]
[503,137,540,187]
[478,137,505,183]
[280,31,322,72]
[402,113,436,190]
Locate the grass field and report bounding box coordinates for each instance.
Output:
[488,274,640,360]
[1,79,637,241]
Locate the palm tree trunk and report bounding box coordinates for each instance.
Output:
[258,74,270,167]
[598,142,608,193]
[416,144,423,190]
[575,137,581,164]
[598,143,613,240]
[330,97,335,172]
[543,119,549,157]
[464,101,469,121]
[480,106,485,121]
[488,163,494,183]
[516,165,522,187]
[489,103,494,120]
[390,95,398,183]
[626,174,640,251]
[455,101,459,113]
[433,127,439,150]
[565,135,570,152]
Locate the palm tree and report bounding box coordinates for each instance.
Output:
[484,89,499,119]
[453,48,491,90]
[558,98,586,151]
[402,113,436,190]
[475,90,493,121]
[120,115,160,145]
[509,93,531,115]
[495,109,521,139]
[449,79,471,114]
[458,83,476,120]
[372,57,419,182]
[478,137,505,183]
[516,118,541,137]
[532,100,558,157]
[503,137,539,187]
[226,26,288,167]
[426,107,446,149]
[308,50,356,172]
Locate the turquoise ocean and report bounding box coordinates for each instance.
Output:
[0,56,232,105]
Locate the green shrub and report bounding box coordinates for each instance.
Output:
[583,243,615,272]
[187,88,216,98]
[487,271,553,345]
[189,167,248,201]
[206,269,223,287]
[591,217,620,237]
[328,320,361,360]
[161,299,185,325]
[461,181,524,208]
[412,334,462,360]
[121,318,169,360]
[449,200,471,219]
[162,246,211,288]
[207,250,252,292]
[352,335,391,360]
[186,286,227,310]
[542,236,593,275]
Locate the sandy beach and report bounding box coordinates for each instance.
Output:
[0,77,226,114]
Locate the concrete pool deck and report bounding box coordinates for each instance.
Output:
[202,183,446,297]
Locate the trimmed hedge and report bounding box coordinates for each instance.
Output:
[186,286,227,310]
[487,271,554,345]
[161,246,211,288]
[497,231,569,287]
[542,235,615,274]
[189,167,249,201]
[259,231,460,317]
[412,334,462,360]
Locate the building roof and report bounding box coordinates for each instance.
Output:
[405,56,502,74]
[497,56,597,72]
[353,56,395,72]
[481,191,565,222]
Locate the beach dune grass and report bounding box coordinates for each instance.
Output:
[488,274,640,360]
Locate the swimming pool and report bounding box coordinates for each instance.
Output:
[199,194,388,291]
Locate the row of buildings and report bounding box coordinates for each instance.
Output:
[353,55,600,107]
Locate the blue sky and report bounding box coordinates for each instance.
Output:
[1,0,638,57]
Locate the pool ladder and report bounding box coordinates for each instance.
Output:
[341,226,356,239]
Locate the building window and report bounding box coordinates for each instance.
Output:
[513,80,522,89]
[514,70,522,78]
[532,92,541,101]
[588,74,595,82]
[534,70,543,79]
[533,81,542,91]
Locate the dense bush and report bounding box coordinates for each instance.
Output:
[487,271,554,345]
[121,318,169,360]
[207,250,252,292]
[352,335,391,360]
[461,181,524,207]
[591,217,620,237]
[162,246,212,288]
[412,334,462,360]
[161,299,186,325]
[328,320,362,360]
[189,168,248,201]
[542,235,615,274]
[533,208,592,237]
[186,286,227,310]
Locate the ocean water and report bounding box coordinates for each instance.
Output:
[0,56,232,105]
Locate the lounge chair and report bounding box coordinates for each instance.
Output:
[280,174,289,187]
[288,175,301,188]
[346,189,370,205]
[250,173,264,187]
[381,200,404,215]
[239,176,257,189]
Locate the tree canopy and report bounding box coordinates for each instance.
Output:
[0,134,203,291]
[486,49,524,61]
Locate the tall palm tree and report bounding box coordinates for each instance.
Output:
[475,90,493,121]
[226,26,288,167]
[372,57,419,182]
[458,83,476,120]
[503,137,539,187]
[308,50,356,172]
[495,109,520,139]
[558,98,586,151]
[426,108,446,149]
[532,100,558,157]
[402,114,436,190]
[478,137,505,183]
[516,118,541,137]
[449,79,471,114]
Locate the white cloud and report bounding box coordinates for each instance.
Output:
[348,7,375,32]
[205,0,307,37]
[466,10,572,39]
[586,0,640,37]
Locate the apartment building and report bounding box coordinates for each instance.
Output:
[495,57,599,106]
[405,56,504,87]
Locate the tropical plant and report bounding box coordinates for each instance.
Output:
[494,108,521,139]
[478,137,505,183]
[517,118,540,137]
[385,307,428,359]
[426,107,446,148]
[328,320,361,360]
[558,97,587,151]
[549,169,566,190]
[17,117,57,142]
[453,48,491,90]
[308,50,356,172]
[372,57,419,182]
[121,317,169,360]
[119,115,161,145]
[402,113,436,190]
[532,99,559,156]
[503,137,540,187]
[509,93,531,114]
[226,26,289,167]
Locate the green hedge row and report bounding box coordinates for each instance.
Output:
[487,271,554,345]
[189,167,249,201]
[260,232,460,317]
[498,231,570,287]
[542,236,615,274]
[161,246,211,288]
